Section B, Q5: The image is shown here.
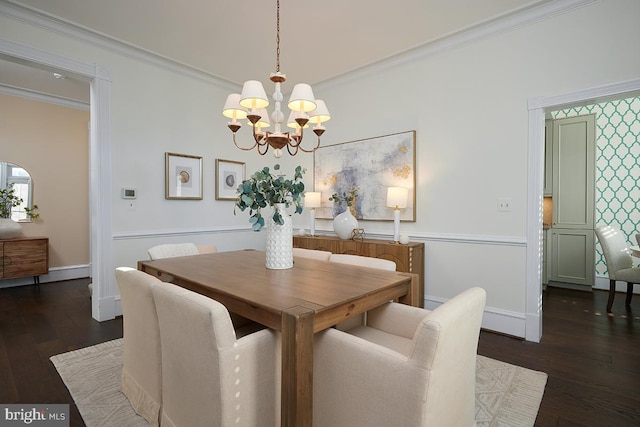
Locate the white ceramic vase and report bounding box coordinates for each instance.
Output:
[333,209,358,240]
[0,218,22,239]
[265,203,293,269]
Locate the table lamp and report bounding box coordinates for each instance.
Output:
[386,187,408,243]
[305,192,322,236]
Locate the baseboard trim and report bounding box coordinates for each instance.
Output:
[425,296,526,338]
[0,264,89,289]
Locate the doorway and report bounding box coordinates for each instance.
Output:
[525,79,640,342]
[0,37,115,321]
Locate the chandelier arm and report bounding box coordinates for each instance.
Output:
[286,142,299,156]
[297,135,321,153]
[257,142,270,156]
[232,132,258,151]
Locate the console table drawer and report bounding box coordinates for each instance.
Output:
[0,237,49,280]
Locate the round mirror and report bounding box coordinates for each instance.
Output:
[1,162,34,222]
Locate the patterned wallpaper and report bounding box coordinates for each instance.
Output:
[552,96,640,275]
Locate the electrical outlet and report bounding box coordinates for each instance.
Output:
[497,198,512,212]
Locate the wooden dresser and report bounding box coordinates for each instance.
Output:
[0,236,49,284]
[293,235,425,307]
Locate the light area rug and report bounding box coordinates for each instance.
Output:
[51,339,547,427]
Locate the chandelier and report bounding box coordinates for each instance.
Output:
[221,0,330,158]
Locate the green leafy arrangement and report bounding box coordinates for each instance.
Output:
[0,183,39,220]
[329,185,359,208]
[235,164,305,231]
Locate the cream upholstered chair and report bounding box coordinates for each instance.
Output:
[114,267,163,426]
[196,244,218,254]
[329,254,397,330]
[594,225,640,312]
[292,247,332,261]
[329,253,396,271]
[313,287,486,427]
[151,281,280,427]
[147,242,217,260]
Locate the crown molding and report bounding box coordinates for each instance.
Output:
[0,0,240,91]
[314,0,599,91]
[0,83,89,110]
[1,0,598,93]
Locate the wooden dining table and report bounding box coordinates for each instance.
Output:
[138,249,420,427]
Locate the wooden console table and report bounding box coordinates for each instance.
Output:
[0,236,49,284]
[293,235,425,307]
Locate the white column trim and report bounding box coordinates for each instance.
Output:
[0,37,114,321]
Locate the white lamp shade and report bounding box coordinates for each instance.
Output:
[288,83,317,113]
[305,192,322,208]
[308,99,331,124]
[287,111,309,129]
[222,93,248,120]
[240,80,269,110]
[386,187,409,209]
[250,108,271,128]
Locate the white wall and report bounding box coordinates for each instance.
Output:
[1,0,638,337]
[306,0,640,336]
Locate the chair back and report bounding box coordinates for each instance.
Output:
[329,253,396,271]
[148,243,199,260]
[313,287,485,427]
[636,233,640,247]
[195,244,218,254]
[151,281,280,427]
[595,225,633,279]
[412,287,486,426]
[115,267,162,426]
[293,247,332,261]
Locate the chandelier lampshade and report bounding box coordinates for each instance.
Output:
[222,0,329,158]
[222,94,247,120]
[288,84,317,113]
[240,80,269,110]
[308,99,331,127]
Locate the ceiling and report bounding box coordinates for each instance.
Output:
[1,0,550,101]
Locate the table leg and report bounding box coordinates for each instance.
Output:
[281,305,315,427]
[398,273,421,307]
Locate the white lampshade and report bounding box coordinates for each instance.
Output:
[239,80,269,110]
[222,93,248,120]
[288,83,317,113]
[308,99,331,124]
[305,192,321,208]
[386,187,408,209]
[287,111,309,129]
[250,108,271,129]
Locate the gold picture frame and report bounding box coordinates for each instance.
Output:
[165,152,203,200]
[215,159,245,201]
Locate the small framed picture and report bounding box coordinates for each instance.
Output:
[165,152,203,200]
[216,159,245,200]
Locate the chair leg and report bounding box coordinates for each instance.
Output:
[607,279,616,312]
[625,282,633,306]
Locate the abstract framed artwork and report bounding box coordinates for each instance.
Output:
[215,159,245,200]
[314,130,416,221]
[165,152,203,200]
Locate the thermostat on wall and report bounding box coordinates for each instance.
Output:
[121,188,137,199]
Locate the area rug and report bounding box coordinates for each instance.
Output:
[51,339,547,427]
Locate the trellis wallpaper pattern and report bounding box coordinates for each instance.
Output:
[553,96,640,275]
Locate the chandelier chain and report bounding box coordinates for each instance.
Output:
[276,0,280,73]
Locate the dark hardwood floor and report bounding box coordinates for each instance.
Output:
[0,279,638,426]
